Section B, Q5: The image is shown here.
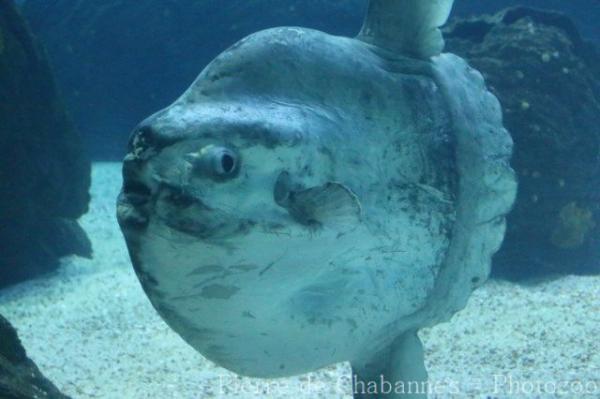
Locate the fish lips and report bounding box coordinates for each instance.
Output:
[117,156,154,231]
[117,184,152,232]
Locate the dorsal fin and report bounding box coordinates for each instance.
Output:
[357,0,455,59]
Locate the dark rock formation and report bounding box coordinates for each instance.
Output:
[452,0,600,44]
[0,314,70,398]
[445,7,600,279]
[0,0,91,287]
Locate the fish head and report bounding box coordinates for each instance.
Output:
[117,105,341,244]
[117,27,387,250]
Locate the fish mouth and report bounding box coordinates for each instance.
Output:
[117,157,254,241]
[117,157,153,231]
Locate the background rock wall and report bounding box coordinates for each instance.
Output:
[0,0,91,287]
[0,314,70,398]
[445,7,600,279]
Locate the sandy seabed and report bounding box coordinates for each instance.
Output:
[0,162,598,399]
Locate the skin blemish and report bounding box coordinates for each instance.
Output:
[242,311,256,319]
[187,265,226,276]
[200,284,241,299]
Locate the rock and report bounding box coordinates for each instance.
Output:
[451,0,600,43]
[0,314,70,398]
[445,7,600,279]
[0,0,91,287]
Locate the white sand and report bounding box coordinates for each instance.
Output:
[0,162,598,399]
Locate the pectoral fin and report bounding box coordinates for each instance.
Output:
[286,182,362,230]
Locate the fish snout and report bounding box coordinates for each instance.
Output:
[127,120,171,161]
[118,121,167,230]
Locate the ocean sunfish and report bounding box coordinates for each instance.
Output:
[117,0,516,397]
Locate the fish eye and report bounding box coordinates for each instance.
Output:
[221,153,235,174]
[186,145,240,180]
[214,148,238,176]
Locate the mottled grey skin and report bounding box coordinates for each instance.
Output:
[117,1,516,397]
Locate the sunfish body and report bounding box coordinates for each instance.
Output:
[117,0,516,397]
